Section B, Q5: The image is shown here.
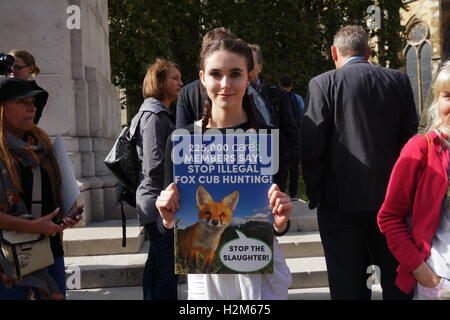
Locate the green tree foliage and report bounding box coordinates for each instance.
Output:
[109,0,407,120]
[109,0,202,116]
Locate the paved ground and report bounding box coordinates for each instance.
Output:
[67,284,383,300]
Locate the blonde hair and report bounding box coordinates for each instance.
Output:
[9,49,41,77]
[427,61,450,138]
[0,100,60,192]
[142,58,179,100]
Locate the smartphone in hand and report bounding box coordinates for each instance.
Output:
[66,203,84,219]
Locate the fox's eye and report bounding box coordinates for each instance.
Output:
[220,213,225,218]
[205,211,211,217]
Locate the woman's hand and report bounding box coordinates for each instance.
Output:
[268,184,292,234]
[62,204,84,228]
[32,208,65,235]
[413,262,442,288]
[156,183,180,229]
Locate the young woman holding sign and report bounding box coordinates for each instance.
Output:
[156,39,292,300]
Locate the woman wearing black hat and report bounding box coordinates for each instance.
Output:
[8,49,48,124]
[0,78,83,300]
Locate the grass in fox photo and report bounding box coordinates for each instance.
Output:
[176,185,239,273]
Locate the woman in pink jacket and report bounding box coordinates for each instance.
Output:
[378,61,450,299]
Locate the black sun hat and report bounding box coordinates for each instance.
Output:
[0,77,49,123]
[0,77,45,100]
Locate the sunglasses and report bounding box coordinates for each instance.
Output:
[12,64,29,71]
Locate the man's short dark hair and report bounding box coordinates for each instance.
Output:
[333,25,369,57]
[279,76,293,89]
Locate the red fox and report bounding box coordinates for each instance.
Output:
[178,185,239,273]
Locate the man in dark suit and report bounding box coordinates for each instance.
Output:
[175,78,204,128]
[248,44,300,193]
[301,25,418,300]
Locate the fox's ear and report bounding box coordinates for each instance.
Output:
[222,191,240,211]
[196,185,213,207]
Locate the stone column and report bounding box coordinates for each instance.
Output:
[0,0,123,225]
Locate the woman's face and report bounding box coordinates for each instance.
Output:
[163,66,183,104]
[438,88,450,127]
[200,50,249,112]
[3,97,36,137]
[10,57,34,80]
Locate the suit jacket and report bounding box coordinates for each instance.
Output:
[301,58,418,212]
[256,82,301,157]
[175,79,205,128]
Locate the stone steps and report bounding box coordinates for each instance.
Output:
[278,232,324,258]
[63,219,145,257]
[67,284,384,300]
[63,200,313,256]
[64,199,331,294]
[64,248,147,289]
[64,230,328,290]
[286,257,328,288]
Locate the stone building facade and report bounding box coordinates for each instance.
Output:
[0,0,122,225]
[401,0,450,115]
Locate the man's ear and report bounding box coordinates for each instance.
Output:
[331,45,338,62]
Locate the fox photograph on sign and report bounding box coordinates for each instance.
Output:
[172,131,278,274]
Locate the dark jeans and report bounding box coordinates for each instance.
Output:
[142,222,178,300]
[288,155,300,198]
[48,256,66,297]
[317,207,413,300]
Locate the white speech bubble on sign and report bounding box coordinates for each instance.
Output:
[220,230,272,272]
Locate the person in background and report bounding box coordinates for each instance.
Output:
[248,44,300,193]
[378,61,450,299]
[301,25,418,300]
[131,58,182,300]
[278,75,304,199]
[0,78,83,300]
[8,49,48,124]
